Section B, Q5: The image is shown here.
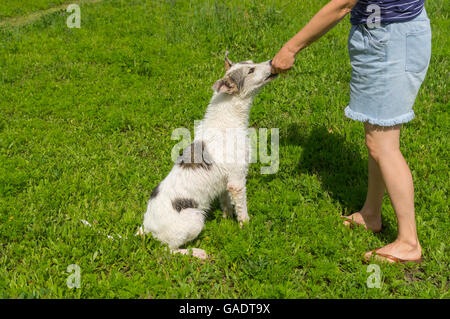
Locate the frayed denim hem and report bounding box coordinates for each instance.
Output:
[344,106,415,126]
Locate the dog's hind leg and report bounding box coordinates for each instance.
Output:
[220,191,234,219]
[171,248,208,260]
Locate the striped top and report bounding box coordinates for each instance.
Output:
[350,0,426,25]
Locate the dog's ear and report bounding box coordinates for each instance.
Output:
[224,50,233,71]
[212,75,238,94]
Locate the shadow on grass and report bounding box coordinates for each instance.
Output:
[285,124,368,214]
[205,123,398,241]
[281,123,399,242]
[205,198,222,222]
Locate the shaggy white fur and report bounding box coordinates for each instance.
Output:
[139,52,278,259]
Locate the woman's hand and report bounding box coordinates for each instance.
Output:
[271,44,297,74]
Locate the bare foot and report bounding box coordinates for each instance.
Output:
[364,240,422,264]
[342,211,382,232]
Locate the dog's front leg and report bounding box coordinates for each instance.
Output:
[227,181,249,227]
[220,191,234,219]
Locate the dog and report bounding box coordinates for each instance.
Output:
[138,52,278,259]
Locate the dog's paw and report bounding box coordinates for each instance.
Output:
[239,220,249,228]
[190,248,208,259]
[238,214,249,228]
[172,248,208,260]
[222,209,233,219]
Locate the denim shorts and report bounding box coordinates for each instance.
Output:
[345,8,432,126]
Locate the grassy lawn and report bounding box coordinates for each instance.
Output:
[0,0,448,298]
[0,1,69,19]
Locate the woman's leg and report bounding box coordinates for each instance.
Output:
[362,123,421,261]
[343,153,384,232]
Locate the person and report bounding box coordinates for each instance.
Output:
[271,0,431,263]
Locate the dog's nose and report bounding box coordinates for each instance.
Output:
[269,59,273,66]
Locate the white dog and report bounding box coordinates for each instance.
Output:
[138,52,278,258]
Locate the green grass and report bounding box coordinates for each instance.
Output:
[0,0,68,19]
[0,0,448,298]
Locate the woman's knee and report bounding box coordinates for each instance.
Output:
[365,135,400,162]
[364,123,401,161]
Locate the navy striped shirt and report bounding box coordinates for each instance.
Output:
[350,0,425,25]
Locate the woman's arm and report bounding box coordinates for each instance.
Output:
[271,0,360,73]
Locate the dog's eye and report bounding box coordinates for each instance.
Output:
[248,67,255,74]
